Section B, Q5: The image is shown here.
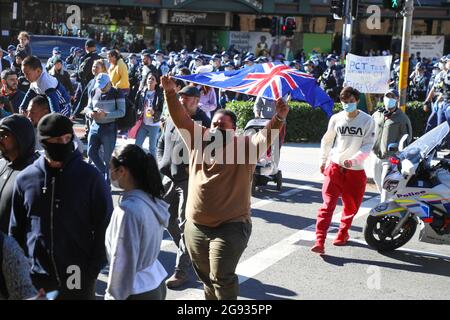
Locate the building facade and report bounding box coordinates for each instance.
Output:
[1,0,449,56]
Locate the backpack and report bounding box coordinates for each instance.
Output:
[114,89,137,131]
[0,232,8,299]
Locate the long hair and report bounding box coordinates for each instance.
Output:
[111,144,164,200]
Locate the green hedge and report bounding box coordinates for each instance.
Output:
[226,100,428,142]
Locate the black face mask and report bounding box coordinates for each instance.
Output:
[41,141,74,163]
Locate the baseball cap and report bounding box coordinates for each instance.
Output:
[178,86,200,97]
[385,89,399,99]
[244,56,255,63]
[180,49,188,54]
[93,73,111,90]
[211,54,221,61]
[85,39,96,48]
[326,54,337,61]
[37,113,73,142]
[154,50,165,56]
[303,59,314,66]
[53,47,61,53]
[7,45,15,51]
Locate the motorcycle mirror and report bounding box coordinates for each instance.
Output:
[399,134,409,152]
[388,143,399,153]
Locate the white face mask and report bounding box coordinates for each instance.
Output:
[439,62,444,70]
[383,97,397,110]
[326,61,333,68]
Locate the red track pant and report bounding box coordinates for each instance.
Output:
[315,162,367,242]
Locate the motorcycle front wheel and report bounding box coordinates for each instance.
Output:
[364,215,417,252]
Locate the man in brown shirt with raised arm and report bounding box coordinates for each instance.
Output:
[161,75,289,300]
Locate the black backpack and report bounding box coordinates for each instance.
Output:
[114,89,137,131]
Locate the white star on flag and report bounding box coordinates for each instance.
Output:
[206,73,231,82]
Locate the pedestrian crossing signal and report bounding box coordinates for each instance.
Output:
[383,0,404,11]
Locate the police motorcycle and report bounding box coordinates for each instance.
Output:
[364,122,450,251]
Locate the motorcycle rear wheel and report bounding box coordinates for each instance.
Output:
[364,215,417,252]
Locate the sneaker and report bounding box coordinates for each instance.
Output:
[333,233,350,246]
[165,270,189,289]
[310,242,325,255]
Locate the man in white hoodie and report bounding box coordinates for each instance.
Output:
[312,86,375,255]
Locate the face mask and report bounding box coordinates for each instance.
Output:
[42,141,74,162]
[109,169,121,188]
[342,102,357,113]
[234,59,240,66]
[432,70,439,76]
[305,67,311,73]
[439,62,444,70]
[326,61,333,68]
[383,97,397,110]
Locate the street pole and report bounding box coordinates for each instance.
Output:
[341,0,353,59]
[398,0,414,112]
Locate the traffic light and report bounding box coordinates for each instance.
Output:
[283,17,296,37]
[271,17,278,36]
[383,0,404,11]
[330,0,344,20]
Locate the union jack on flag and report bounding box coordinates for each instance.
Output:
[173,62,333,117]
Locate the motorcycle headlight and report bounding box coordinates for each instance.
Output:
[383,179,399,192]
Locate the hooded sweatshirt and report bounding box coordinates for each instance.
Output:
[0,115,38,233]
[105,190,169,300]
[9,150,113,295]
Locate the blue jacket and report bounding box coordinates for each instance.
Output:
[9,150,113,292]
[20,82,71,116]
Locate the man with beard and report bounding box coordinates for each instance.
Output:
[1,69,25,113]
[0,115,38,233]
[9,113,113,299]
[161,75,289,300]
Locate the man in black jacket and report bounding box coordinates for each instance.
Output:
[77,39,100,88]
[1,69,26,113]
[0,115,38,233]
[9,113,113,299]
[157,86,211,289]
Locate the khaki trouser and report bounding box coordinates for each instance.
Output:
[184,220,251,300]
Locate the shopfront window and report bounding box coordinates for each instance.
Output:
[20,2,156,51]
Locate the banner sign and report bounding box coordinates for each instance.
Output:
[344,54,392,94]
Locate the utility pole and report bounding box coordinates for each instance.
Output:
[398,0,414,112]
[341,0,353,58]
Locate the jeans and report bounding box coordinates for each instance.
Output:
[87,122,117,181]
[135,124,160,158]
[163,178,191,274]
[184,220,252,300]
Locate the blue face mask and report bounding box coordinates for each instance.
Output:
[342,102,357,113]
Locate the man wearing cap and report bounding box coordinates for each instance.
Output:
[1,69,26,113]
[4,45,16,67]
[424,56,448,133]
[84,73,125,181]
[210,54,223,72]
[243,56,255,68]
[19,56,72,116]
[408,62,429,101]
[154,50,170,77]
[77,39,100,88]
[189,55,204,73]
[49,57,74,98]
[157,85,210,289]
[303,60,321,81]
[45,47,62,72]
[161,75,289,300]
[0,115,39,233]
[371,89,412,196]
[233,54,242,69]
[319,54,342,101]
[9,113,113,299]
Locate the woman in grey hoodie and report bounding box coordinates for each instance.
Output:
[105,144,170,300]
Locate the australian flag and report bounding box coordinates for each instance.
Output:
[173,62,333,117]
